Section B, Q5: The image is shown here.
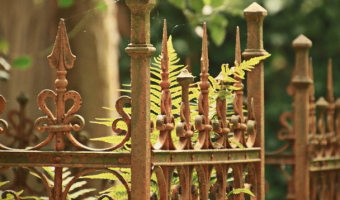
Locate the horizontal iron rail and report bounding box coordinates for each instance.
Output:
[0,150,131,168]
[0,148,261,168]
[310,156,340,172]
[152,148,261,166]
[265,153,295,165]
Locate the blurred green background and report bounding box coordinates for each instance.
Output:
[1,0,339,199]
[116,0,340,199]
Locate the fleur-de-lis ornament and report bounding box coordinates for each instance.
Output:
[34,19,84,151]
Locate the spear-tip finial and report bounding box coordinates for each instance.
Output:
[292,34,312,49]
[244,2,267,16]
[201,22,209,73]
[47,18,76,71]
[235,26,241,66]
[161,19,168,71]
[327,58,334,103]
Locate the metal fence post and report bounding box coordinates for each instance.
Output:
[125,0,156,199]
[242,3,268,200]
[292,34,312,200]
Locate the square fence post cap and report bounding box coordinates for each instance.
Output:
[244,2,267,16]
[292,34,312,48]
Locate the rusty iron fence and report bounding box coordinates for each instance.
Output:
[265,35,340,199]
[0,1,269,199]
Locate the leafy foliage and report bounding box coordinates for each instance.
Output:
[12,56,32,69]
[91,35,190,146]
[30,167,96,200]
[227,188,255,197]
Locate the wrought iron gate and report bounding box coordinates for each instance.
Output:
[266,35,340,199]
[0,1,268,199]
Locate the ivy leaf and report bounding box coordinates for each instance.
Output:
[208,25,226,46]
[12,56,32,69]
[58,0,74,8]
[168,0,185,9]
[188,0,204,12]
[208,15,228,46]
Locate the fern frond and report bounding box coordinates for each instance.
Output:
[227,188,255,197]
[69,181,87,192]
[0,181,9,187]
[68,188,96,199]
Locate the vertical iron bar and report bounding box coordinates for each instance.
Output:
[242,3,268,200]
[125,0,156,199]
[47,19,76,200]
[291,34,312,200]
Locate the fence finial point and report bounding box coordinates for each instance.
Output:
[161,19,168,71]
[235,26,241,66]
[47,19,76,70]
[309,57,315,101]
[327,58,334,103]
[292,34,312,48]
[201,22,209,73]
[244,2,267,15]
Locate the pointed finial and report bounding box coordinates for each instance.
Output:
[235,26,241,66]
[309,57,315,101]
[244,2,267,15]
[17,92,29,107]
[47,19,76,71]
[327,58,334,103]
[161,19,168,72]
[292,34,312,49]
[201,22,209,73]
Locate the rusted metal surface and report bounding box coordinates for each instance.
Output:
[291,34,312,200]
[125,0,156,199]
[152,148,261,166]
[0,1,269,199]
[242,3,268,200]
[265,34,340,199]
[0,151,131,168]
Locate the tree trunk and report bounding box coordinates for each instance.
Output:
[0,0,120,149]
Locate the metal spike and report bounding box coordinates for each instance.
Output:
[327,58,334,103]
[201,22,209,73]
[309,57,315,102]
[235,26,241,66]
[47,19,76,71]
[161,19,168,72]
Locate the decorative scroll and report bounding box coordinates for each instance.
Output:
[0,94,9,148]
[6,94,37,149]
[0,166,53,199]
[176,69,195,150]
